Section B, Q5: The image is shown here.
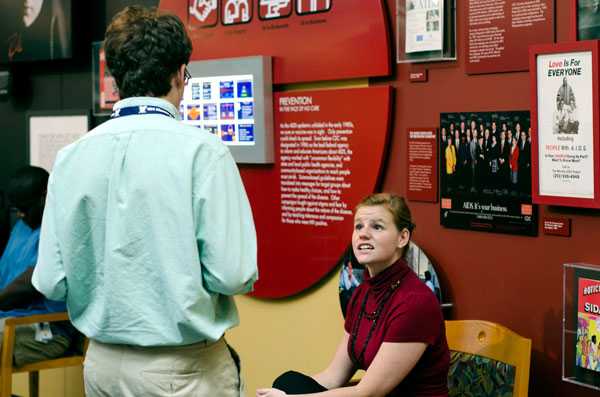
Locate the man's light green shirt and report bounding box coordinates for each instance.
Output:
[32,97,258,346]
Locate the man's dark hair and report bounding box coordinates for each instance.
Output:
[104,6,192,99]
[7,166,49,229]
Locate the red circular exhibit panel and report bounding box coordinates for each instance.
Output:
[240,87,392,298]
[159,0,390,84]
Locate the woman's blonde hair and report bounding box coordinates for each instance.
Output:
[355,193,415,233]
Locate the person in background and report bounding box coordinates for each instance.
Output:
[518,130,531,196]
[423,271,435,292]
[0,166,75,367]
[445,136,456,194]
[509,137,520,195]
[32,6,257,396]
[457,134,470,190]
[257,193,449,397]
[498,131,510,194]
[469,129,478,193]
[440,127,448,194]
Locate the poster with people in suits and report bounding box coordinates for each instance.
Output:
[439,111,537,236]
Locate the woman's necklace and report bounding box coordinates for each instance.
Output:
[349,279,401,367]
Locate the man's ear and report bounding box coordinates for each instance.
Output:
[174,64,186,89]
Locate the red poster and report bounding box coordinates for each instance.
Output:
[465,0,554,74]
[406,128,437,202]
[577,277,600,371]
[99,47,119,111]
[578,278,600,319]
[160,0,390,83]
[239,86,392,298]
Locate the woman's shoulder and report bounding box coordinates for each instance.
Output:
[393,276,442,314]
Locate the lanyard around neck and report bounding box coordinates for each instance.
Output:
[111,105,174,119]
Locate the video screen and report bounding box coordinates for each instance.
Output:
[180,74,256,146]
[0,0,72,63]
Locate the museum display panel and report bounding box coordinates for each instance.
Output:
[184,55,274,164]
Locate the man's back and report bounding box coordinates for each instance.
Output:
[33,97,257,347]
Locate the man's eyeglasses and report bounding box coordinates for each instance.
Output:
[184,67,191,85]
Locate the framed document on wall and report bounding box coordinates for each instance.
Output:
[396,0,456,63]
[530,41,600,208]
[27,111,89,172]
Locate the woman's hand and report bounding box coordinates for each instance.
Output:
[256,388,287,397]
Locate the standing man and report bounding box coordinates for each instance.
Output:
[32,6,257,396]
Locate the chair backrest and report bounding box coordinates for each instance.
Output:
[445,320,532,397]
[0,312,86,397]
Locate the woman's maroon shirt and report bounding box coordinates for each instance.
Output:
[344,259,450,396]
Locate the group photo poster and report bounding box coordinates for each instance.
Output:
[439,111,537,236]
[530,41,600,208]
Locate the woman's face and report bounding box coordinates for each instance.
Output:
[23,0,44,27]
[352,205,407,273]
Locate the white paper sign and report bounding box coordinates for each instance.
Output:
[405,0,444,54]
[537,51,594,199]
[29,115,88,172]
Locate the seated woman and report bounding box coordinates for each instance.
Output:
[257,193,449,397]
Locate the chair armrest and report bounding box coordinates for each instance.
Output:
[4,312,69,327]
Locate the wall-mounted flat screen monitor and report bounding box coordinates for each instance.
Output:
[0,0,72,63]
[182,55,274,164]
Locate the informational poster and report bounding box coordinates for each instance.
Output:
[576,277,600,372]
[536,51,594,199]
[407,128,438,202]
[439,111,536,236]
[28,113,88,172]
[577,0,600,40]
[405,0,444,53]
[92,41,119,116]
[466,0,554,74]
[238,86,392,297]
[99,47,119,111]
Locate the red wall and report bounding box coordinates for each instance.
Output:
[382,1,595,395]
